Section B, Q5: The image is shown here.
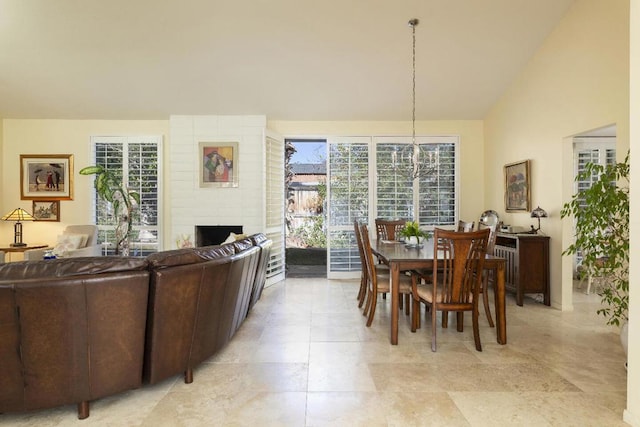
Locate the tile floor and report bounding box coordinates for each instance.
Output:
[1,278,628,426]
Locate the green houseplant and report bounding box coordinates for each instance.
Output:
[399,220,427,244]
[560,151,629,329]
[79,165,140,256]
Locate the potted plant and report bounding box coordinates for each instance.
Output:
[79,165,140,256]
[560,151,629,356]
[399,220,427,245]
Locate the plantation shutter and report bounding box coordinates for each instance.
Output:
[90,136,162,255]
[373,136,458,227]
[326,137,369,278]
[265,133,286,285]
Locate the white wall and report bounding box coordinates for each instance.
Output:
[169,115,267,246]
[0,119,169,253]
[484,0,630,311]
[626,0,639,424]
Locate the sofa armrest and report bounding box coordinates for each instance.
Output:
[24,248,50,261]
[67,244,102,257]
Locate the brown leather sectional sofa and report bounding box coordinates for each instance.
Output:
[0,234,271,420]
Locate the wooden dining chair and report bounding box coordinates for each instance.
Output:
[360,223,412,326]
[375,218,406,241]
[457,220,475,232]
[410,227,490,351]
[354,219,388,307]
[477,223,497,327]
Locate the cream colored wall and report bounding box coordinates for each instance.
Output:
[626,0,639,424]
[0,119,4,216]
[0,119,170,253]
[484,0,630,311]
[268,120,485,222]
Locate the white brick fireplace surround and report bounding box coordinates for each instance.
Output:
[169,115,268,248]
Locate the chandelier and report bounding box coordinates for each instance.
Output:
[400,18,437,180]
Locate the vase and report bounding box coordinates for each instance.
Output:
[407,236,420,245]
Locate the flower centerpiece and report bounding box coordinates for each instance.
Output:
[399,220,427,245]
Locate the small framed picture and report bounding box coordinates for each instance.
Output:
[20,154,74,200]
[32,200,60,222]
[199,142,239,188]
[504,159,531,212]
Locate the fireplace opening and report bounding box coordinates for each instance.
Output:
[195,225,243,246]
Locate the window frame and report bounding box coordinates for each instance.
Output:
[89,135,163,255]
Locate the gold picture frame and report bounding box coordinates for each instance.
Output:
[32,200,60,222]
[199,142,239,188]
[20,154,74,200]
[504,159,530,212]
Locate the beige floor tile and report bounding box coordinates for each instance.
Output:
[307,362,377,392]
[2,276,629,426]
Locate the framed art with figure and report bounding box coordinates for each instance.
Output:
[32,200,60,222]
[199,142,239,188]
[504,159,530,212]
[20,154,74,200]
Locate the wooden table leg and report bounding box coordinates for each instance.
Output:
[494,262,507,344]
[390,262,400,345]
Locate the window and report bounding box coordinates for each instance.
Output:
[90,136,162,255]
[327,138,369,274]
[326,136,459,276]
[572,137,616,266]
[265,134,286,283]
[374,136,458,227]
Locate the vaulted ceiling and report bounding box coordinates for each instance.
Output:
[0,0,574,120]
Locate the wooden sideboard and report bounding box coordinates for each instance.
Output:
[493,233,550,306]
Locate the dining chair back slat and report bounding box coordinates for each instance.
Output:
[375,218,406,241]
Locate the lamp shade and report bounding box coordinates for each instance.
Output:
[2,207,36,222]
[2,208,35,247]
[530,206,548,219]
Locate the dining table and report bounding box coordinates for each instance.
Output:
[372,239,508,346]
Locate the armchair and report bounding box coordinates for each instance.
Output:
[24,225,101,260]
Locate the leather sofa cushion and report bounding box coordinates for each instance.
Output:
[0,256,148,280]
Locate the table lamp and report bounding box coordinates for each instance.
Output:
[530,206,548,234]
[1,207,36,247]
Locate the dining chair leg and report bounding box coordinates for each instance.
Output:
[404,294,410,316]
[456,312,464,332]
[411,298,419,332]
[399,294,404,310]
[357,276,366,307]
[363,289,372,317]
[442,311,448,328]
[482,275,495,327]
[472,307,482,351]
[366,291,378,327]
[431,305,438,352]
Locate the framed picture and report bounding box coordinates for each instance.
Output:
[504,159,531,212]
[20,154,74,200]
[32,200,60,222]
[199,142,239,188]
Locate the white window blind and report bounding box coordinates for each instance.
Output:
[572,137,616,265]
[326,136,459,277]
[90,136,162,255]
[265,134,286,284]
[373,136,458,227]
[327,138,369,274]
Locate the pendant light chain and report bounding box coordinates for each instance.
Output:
[409,18,420,180]
[411,19,417,146]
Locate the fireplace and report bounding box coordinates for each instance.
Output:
[195,225,243,246]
